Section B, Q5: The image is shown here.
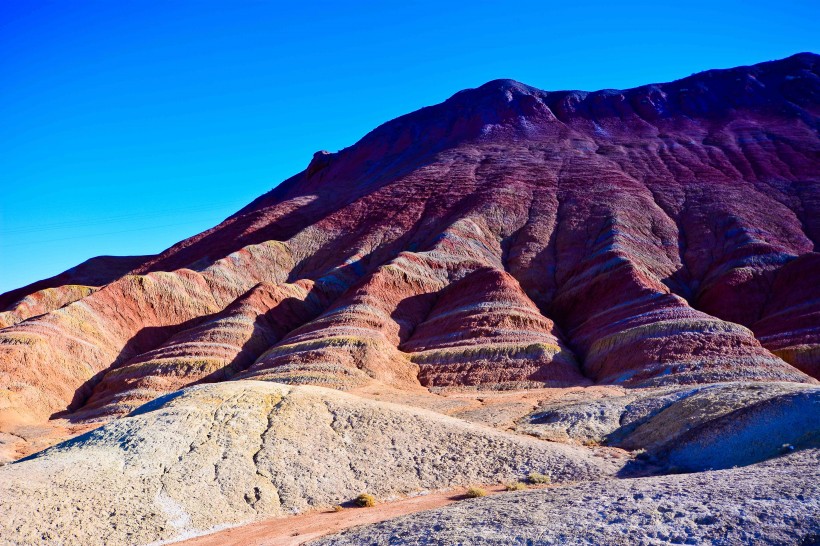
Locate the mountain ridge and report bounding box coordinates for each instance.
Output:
[1,53,818,429]
[127,52,820,276]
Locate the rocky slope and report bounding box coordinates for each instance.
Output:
[0,255,149,329]
[0,381,619,545]
[1,53,818,431]
[518,381,820,472]
[312,449,820,546]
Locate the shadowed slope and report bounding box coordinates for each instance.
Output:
[0,255,151,313]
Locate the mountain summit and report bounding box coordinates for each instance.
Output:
[1,53,818,427]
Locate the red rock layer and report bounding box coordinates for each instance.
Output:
[0,255,149,311]
[403,268,586,388]
[0,53,818,428]
[0,285,97,329]
[752,253,820,378]
[0,241,294,424]
[71,279,327,419]
[240,217,503,390]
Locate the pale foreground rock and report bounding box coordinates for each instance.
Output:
[519,382,820,471]
[0,381,617,546]
[313,449,820,546]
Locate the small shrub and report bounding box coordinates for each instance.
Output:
[527,472,551,485]
[464,487,488,498]
[504,482,527,491]
[332,505,344,512]
[354,493,376,507]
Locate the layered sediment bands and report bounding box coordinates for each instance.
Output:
[753,253,820,377]
[240,228,480,389]
[404,268,586,388]
[239,267,430,390]
[1,53,819,429]
[541,155,804,386]
[73,279,327,419]
[0,240,296,424]
[0,285,97,329]
[240,210,582,390]
[0,255,150,312]
[0,271,218,425]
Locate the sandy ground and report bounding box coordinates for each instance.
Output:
[349,384,627,431]
[171,484,543,546]
[1,385,626,464]
[0,419,99,464]
[309,450,820,546]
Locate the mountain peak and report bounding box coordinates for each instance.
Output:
[1,53,818,430]
[469,78,540,95]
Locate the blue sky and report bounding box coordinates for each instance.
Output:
[1,1,818,294]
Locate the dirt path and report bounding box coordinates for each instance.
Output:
[173,484,521,546]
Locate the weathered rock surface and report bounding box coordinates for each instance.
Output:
[0,381,618,546]
[0,285,97,329]
[1,53,819,432]
[312,449,820,546]
[73,279,327,420]
[0,255,150,315]
[519,381,820,472]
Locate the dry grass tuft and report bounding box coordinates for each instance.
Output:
[504,482,528,491]
[354,493,376,507]
[464,487,488,498]
[528,472,551,484]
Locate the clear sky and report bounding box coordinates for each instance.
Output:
[1,1,818,294]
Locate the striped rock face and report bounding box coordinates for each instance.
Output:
[1,53,819,427]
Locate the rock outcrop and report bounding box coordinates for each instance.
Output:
[312,449,820,546]
[1,53,818,430]
[0,381,618,545]
[519,381,820,471]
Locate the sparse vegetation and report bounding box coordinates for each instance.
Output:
[527,472,551,484]
[465,487,488,498]
[504,482,527,491]
[354,493,376,507]
[332,504,344,512]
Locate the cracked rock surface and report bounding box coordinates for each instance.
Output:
[0,381,618,545]
[312,449,820,546]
